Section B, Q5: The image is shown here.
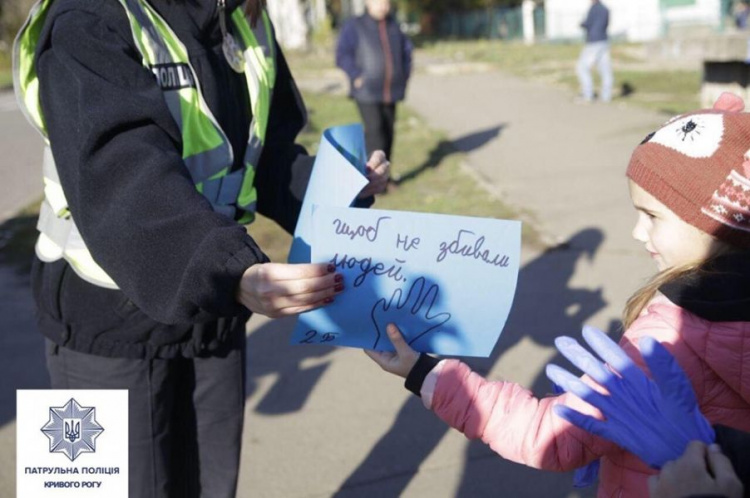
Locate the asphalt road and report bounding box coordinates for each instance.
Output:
[0,66,668,497]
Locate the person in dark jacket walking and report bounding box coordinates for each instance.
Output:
[576,0,613,103]
[335,0,413,161]
[13,0,389,496]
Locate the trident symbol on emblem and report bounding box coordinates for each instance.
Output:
[64,420,80,443]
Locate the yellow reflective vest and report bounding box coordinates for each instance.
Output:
[14,0,275,288]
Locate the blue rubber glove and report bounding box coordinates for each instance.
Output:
[545,326,715,469]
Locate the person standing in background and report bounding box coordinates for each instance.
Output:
[335,0,413,161]
[576,0,613,103]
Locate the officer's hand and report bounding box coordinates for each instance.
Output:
[648,442,743,498]
[237,263,343,318]
[358,150,390,198]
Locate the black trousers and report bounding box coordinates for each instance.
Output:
[45,339,246,498]
[356,101,397,160]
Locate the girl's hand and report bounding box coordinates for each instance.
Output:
[364,324,419,378]
[237,262,343,318]
[358,150,390,198]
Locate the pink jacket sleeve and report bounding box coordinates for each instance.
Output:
[430,359,616,471]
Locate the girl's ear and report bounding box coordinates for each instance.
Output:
[713,92,745,112]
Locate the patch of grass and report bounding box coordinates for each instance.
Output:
[249,90,540,263]
[418,39,581,72]
[284,43,337,76]
[612,70,701,114]
[0,49,11,89]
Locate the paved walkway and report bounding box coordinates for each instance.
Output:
[1,66,672,497]
[234,69,667,497]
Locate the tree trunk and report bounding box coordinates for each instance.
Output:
[267,0,309,50]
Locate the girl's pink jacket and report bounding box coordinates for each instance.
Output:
[426,295,750,497]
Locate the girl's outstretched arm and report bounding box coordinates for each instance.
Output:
[365,324,615,471]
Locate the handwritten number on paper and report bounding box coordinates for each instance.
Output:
[299,330,340,344]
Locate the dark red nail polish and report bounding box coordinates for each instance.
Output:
[335,283,344,292]
[327,263,335,273]
[335,274,343,283]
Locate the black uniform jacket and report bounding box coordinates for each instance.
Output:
[32,0,316,358]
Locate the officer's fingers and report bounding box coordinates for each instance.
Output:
[366,150,387,169]
[250,262,336,283]
[265,284,342,311]
[706,444,743,491]
[358,182,385,198]
[369,159,390,177]
[282,273,342,297]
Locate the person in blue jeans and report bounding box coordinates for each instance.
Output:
[577,0,614,103]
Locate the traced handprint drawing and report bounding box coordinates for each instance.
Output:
[370,277,452,349]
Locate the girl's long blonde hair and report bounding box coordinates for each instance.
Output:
[622,263,702,329]
[622,240,742,329]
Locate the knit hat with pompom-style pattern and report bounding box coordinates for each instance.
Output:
[627,92,750,248]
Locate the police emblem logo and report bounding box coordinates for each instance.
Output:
[41,398,104,461]
[222,33,245,73]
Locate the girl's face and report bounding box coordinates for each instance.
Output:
[629,180,717,271]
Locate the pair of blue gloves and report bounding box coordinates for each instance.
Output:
[546,326,715,469]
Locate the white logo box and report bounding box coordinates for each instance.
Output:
[17,390,128,498]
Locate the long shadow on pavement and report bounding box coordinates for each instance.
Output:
[245,315,335,415]
[334,228,607,497]
[394,125,505,187]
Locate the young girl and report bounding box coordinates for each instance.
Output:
[365,92,750,498]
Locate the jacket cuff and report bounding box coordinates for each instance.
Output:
[404,353,440,397]
[353,195,375,209]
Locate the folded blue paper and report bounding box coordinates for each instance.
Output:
[291,205,522,357]
[288,123,368,264]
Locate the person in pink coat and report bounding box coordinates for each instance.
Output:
[365,92,750,498]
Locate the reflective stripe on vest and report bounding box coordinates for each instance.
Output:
[14,0,275,288]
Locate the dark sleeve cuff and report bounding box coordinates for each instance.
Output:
[353,195,374,209]
[713,424,750,491]
[404,353,440,397]
[684,495,729,498]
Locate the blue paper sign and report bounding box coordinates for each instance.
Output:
[323,123,368,174]
[291,205,522,357]
[288,123,368,264]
